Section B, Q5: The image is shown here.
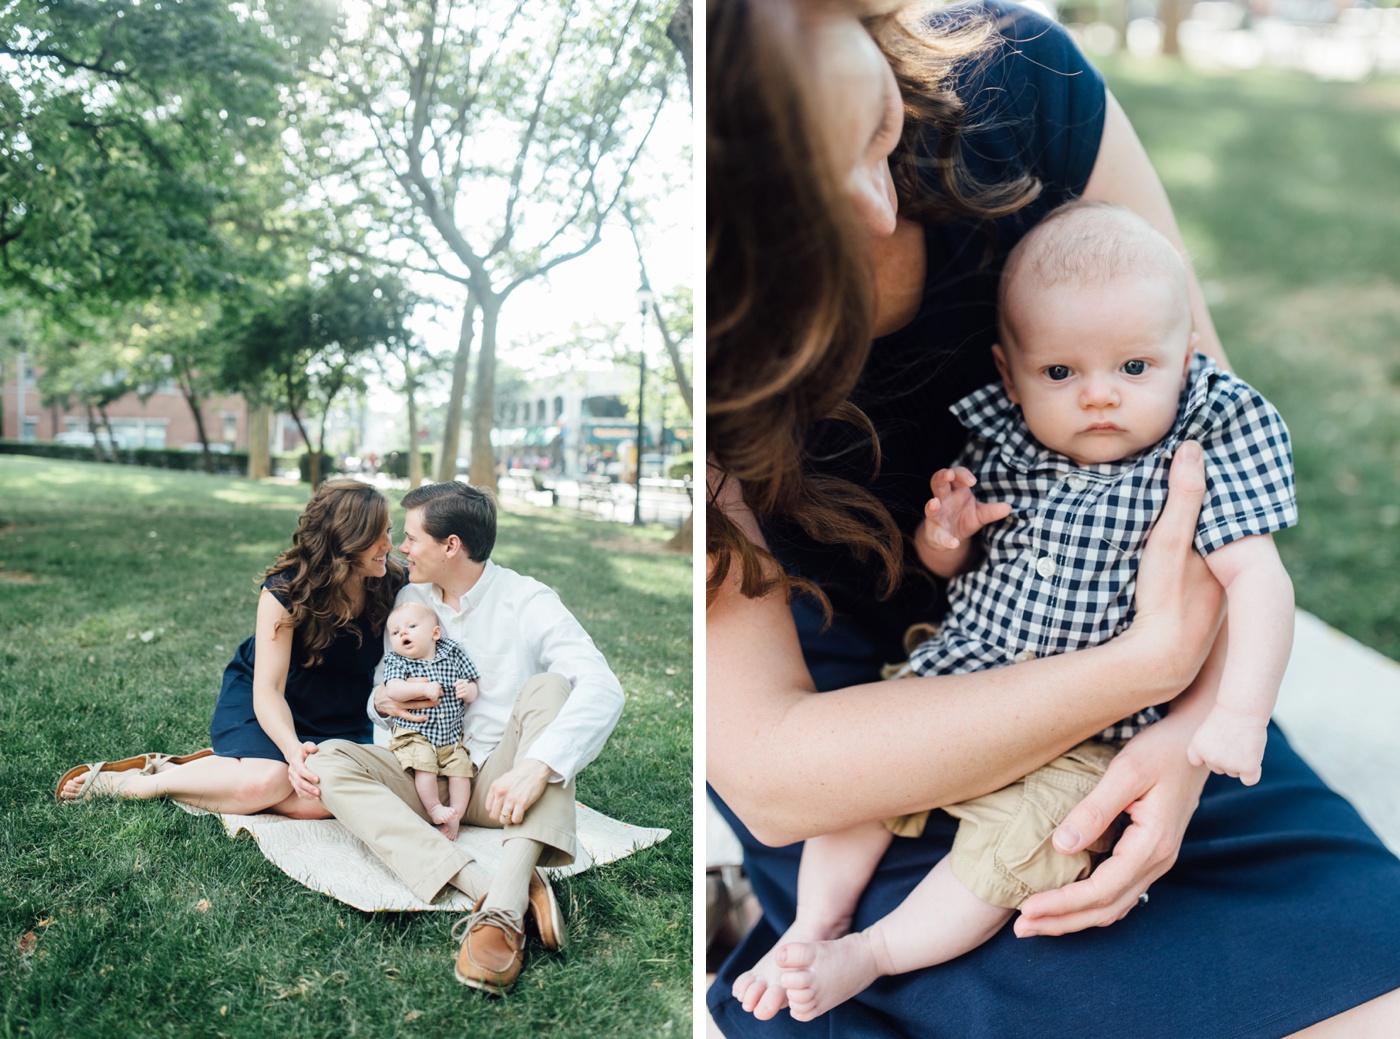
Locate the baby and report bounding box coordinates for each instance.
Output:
[735,200,1298,1022]
[383,601,481,840]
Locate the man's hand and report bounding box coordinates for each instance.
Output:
[287,740,322,800]
[484,758,554,826]
[374,677,441,722]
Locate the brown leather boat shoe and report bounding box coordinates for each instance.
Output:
[453,902,526,995]
[527,868,567,952]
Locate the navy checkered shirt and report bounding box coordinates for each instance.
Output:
[910,352,1298,741]
[382,636,481,747]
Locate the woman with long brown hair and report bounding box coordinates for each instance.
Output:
[706,0,1400,1035]
[58,479,403,816]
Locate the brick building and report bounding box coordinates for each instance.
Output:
[1,353,249,449]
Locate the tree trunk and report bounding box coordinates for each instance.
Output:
[84,403,104,463]
[96,404,119,463]
[468,297,501,495]
[437,295,476,482]
[247,403,271,480]
[666,0,692,110]
[288,406,318,487]
[407,379,423,488]
[666,510,693,554]
[177,375,214,474]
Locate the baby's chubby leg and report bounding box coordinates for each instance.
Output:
[431,775,471,841]
[732,820,893,1020]
[780,855,1012,1022]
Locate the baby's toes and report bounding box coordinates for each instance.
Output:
[776,941,818,970]
[780,968,814,991]
[733,973,762,1010]
[753,981,789,1021]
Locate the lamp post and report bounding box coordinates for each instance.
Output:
[633,278,654,526]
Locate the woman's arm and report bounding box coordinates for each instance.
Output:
[707,444,1223,847]
[249,589,320,798]
[1083,90,1230,369]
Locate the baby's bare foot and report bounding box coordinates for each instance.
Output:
[429,804,464,840]
[731,914,853,1021]
[779,933,883,1022]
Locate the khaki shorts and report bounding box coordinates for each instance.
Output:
[389,727,477,779]
[883,739,1123,909]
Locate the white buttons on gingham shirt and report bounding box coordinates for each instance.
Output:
[910,352,1297,741]
[381,636,480,747]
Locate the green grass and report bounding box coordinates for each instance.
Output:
[0,456,693,1038]
[1100,57,1400,661]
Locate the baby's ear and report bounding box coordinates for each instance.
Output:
[992,343,1019,404]
[1182,332,1199,388]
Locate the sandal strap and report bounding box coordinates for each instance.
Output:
[73,762,108,799]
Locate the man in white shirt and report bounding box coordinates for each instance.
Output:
[310,482,625,994]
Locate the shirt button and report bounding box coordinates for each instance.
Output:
[1013,649,1036,663]
[1066,472,1089,491]
[1036,556,1057,578]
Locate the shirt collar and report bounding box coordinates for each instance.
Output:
[951,351,1221,474]
[460,559,498,614]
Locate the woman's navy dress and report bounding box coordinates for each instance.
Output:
[209,571,395,763]
[708,4,1400,1036]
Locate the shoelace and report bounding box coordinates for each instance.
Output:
[451,905,524,943]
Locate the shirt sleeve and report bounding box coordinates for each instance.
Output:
[452,642,480,683]
[1190,378,1299,555]
[518,588,625,785]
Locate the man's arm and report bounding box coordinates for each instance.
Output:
[515,588,626,785]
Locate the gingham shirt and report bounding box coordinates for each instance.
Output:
[382,636,480,747]
[910,352,1297,740]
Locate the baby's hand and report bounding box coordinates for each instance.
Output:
[914,467,1012,554]
[455,678,479,704]
[1186,703,1268,786]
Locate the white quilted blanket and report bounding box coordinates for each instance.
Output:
[178,801,670,912]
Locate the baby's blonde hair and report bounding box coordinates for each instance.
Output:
[999,200,1190,347]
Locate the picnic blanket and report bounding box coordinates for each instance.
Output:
[178,800,670,912]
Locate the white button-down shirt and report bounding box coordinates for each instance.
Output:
[369,560,625,783]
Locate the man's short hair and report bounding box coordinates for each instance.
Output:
[400,482,497,562]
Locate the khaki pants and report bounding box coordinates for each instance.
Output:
[884,739,1123,909]
[317,673,577,904]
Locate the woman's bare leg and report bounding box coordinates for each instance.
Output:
[1286,988,1400,1038]
[733,819,894,1020]
[60,755,299,815]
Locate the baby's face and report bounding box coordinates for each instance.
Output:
[995,274,1194,467]
[388,606,440,659]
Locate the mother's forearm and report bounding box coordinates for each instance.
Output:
[711,632,1185,846]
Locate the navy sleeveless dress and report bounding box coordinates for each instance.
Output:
[209,571,399,762]
[708,4,1400,1036]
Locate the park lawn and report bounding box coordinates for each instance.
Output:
[0,455,693,1039]
[1101,56,1400,661]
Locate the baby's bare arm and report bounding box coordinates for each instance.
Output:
[1187,533,1294,784]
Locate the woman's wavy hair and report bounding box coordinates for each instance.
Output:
[262,479,405,667]
[706,0,1039,617]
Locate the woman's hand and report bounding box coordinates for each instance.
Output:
[373,677,440,722]
[1014,716,1209,936]
[286,740,322,801]
[1125,441,1224,686]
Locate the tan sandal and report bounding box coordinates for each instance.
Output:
[55,748,215,801]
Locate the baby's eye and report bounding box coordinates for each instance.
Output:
[1122,359,1148,375]
[1045,365,1072,381]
